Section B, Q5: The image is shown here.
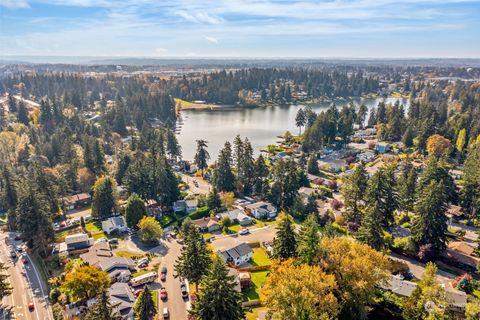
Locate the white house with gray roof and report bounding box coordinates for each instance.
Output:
[218,243,253,266]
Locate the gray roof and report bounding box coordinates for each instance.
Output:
[217,209,252,221]
[108,283,134,319]
[98,257,135,273]
[65,233,90,245]
[221,242,252,260]
[102,216,126,229]
[245,201,275,211]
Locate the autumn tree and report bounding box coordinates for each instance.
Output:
[190,256,244,320]
[125,193,147,228]
[137,216,163,245]
[60,265,110,302]
[403,263,446,320]
[426,134,452,159]
[262,260,339,320]
[319,237,390,319]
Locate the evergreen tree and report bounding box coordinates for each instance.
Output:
[194,139,210,176]
[272,213,297,260]
[1,166,17,211]
[367,107,377,127]
[462,143,480,219]
[341,162,368,224]
[0,262,12,300]
[190,257,244,320]
[115,152,131,184]
[15,181,54,256]
[83,290,122,320]
[295,108,306,134]
[412,181,448,259]
[125,193,147,228]
[92,139,106,174]
[398,160,417,212]
[306,154,319,175]
[134,285,156,320]
[206,187,222,211]
[356,104,368,129]
[91,177,115,219]
[418,156,458,204]
[166,129,181,161]
[174,228,212,290]
[356,201,384,251]
[17,101,29,125]
[253,154,269,197]
[401,125,415,148]
[213,142,235,192]
[296,213,320,265]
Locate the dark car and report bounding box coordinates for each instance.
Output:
[160,266,167,281]
[28,302,35,311]
[180,282,188,299]
[21,256,29,264]
[160,288,168,301]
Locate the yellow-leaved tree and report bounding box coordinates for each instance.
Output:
[60,265,110,302]
[261,259,339,320]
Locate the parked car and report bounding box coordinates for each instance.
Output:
[108,238,118,245]
[180,281,188,298]
[162,307,169,319]
[21,256,28,264]
[28,302,35,311]
[176,238,184,244]
[239,228,250,235]
[160,267,167,281]
[10,251,17,259]
[137,261,148,268]
[160,288,168,301]
[16,245,23,252]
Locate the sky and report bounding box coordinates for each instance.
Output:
[1,0,480,59]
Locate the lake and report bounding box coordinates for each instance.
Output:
[176,96,409,161]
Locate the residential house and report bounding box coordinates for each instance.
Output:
[357,151,376,163]
[374,142,391,154]
[442,241,480,271]
[245,201,277,219]
[191,217,221,232]
[216,209,253,226]
[102,216,128,235]
[108,282,135,320]
[227,268,242,292]
[298,187,318,203]
[307,173,324,186]
[381,275,467,313]
[173,199,199,213]
[62,193,92,211]
[59,233,94,257]
[447,205,464,220]
[80,242,136,282]
[219,242,253,267]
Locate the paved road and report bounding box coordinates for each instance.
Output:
[210,225,278,251]
[179,174,211,195]
[0,232,52,320]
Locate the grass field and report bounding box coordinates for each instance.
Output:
[251,248,271,267]
[227,224,242,233]
[243,270,269,301]
[245,307,268,320]
[115,250,147,260]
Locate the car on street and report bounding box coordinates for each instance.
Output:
[10,251,17,259]
[162,307,169,319]
[160,287,168,301]
[21,256,28,264]
[16,245,23,252]
[180,281,188,299]
[108,238,118,245]
[239,228,250,235]
[28,302,35,311]
[160,266,167,281]
[176,238,184,244]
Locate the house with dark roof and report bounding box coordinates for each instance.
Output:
[173,199,199,213]
[108,282,135,319]
[219,242,253,266]
[62,193,92,211]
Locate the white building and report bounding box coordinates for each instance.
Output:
[102,216,128,235]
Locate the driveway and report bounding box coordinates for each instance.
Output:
[179,173,211,195]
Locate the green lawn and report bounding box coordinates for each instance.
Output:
[0,212,7,224]
[132,269,152,278]
[151,290,158,306]
[85,222,101,233]
[473,290,480,299]
[115,250,147,260]
[254,219,278,228]
[227,224,242,233]
[251,248,271,267]
[243,270,269,301]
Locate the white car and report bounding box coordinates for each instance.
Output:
[239,228,250,235]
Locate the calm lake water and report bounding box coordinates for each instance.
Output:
[177,97,409,161]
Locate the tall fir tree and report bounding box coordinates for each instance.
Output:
[174,228,212,290]
[125,193,147,228]
[213,141,235,192]
[306,154,319,175]
[341,162,368,224]
[194,139,210,176]
[462,143,480,219]
[412,181,448,259]
[134,285,156,320]
[272,213,297,260]
[190,257,244,320]
[296,213,320,265]
[91,176,115,219]
[398,160,417,212]
[83,290,122,320]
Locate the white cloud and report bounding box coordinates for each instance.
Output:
[175,10,223,24]
[204,36,218,44]
[154,47,168,54]
[0,0,29,9]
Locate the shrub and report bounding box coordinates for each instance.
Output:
[188,206,210,220]
[392,237,415,254]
